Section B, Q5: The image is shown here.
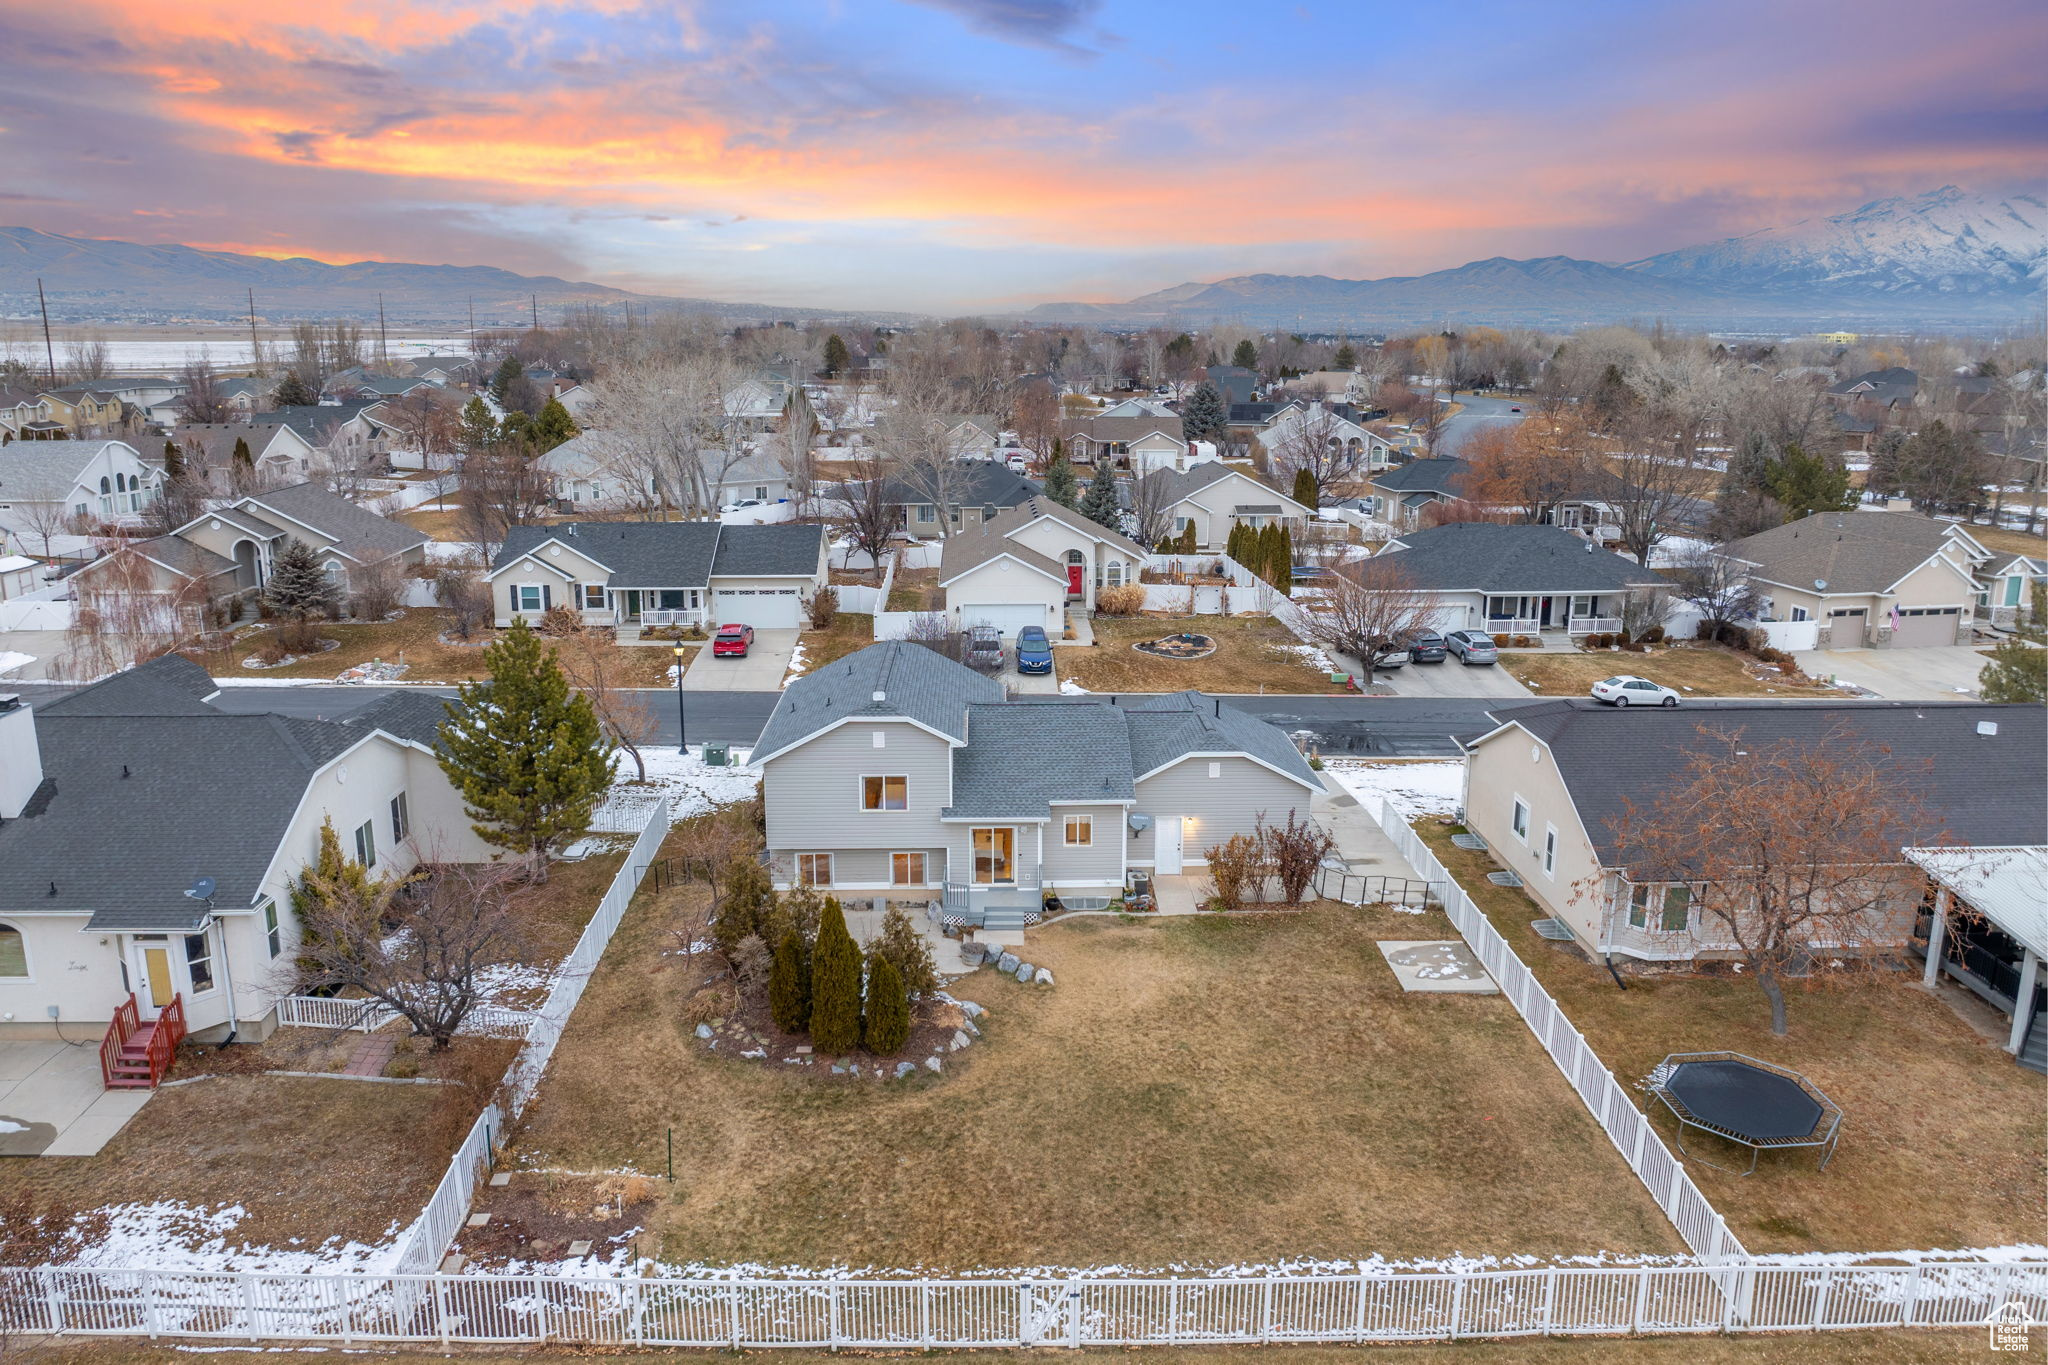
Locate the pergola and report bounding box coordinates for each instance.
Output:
[1909,845,2048,1059]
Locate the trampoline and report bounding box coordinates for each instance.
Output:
[1647,1051,1842,1176]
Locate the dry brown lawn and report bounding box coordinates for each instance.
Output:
[796,613,878,674]
[510,883,1683,1272]
[886,566,941,612]
[396,505,476,542]
[1965,523,2048,559]
[1415,823,2048,1256]
[1497,645,1834,700]
[18,1328,1992,1364]
[180,609,688,685]
[1063,614,1347,694]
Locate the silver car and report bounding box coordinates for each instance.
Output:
[1444,630,1499,665]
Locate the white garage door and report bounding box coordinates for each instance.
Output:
[958,603,1050,638]
[712,586,804,629]
[1891,606,1962,648]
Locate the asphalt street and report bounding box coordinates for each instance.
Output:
[1433,390,1529,456]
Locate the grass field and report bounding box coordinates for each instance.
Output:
[505,883,1684,1272]
[794,612,878,674]
[1964,523,2048,559]
[1415,822,2047,1256]
[1497,645,1833,699]
[179,609,688,685]
[1063,614,1346,694]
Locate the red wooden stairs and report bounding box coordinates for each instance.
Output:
[99,992,187,1089]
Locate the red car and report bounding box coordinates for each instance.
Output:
[711,623,754,657]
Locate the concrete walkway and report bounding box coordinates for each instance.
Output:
[0,1041,153,1157]
[1313,774,1427,883]
[0,630,71,680]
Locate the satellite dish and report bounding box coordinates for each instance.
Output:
[184,877,216,901]
[1814,579,1828,591]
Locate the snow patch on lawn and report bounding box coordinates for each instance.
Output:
[1286,641,1339,675]
[1058,678,1091,695]
[781,641,809,688]
[0,650,35,677]
[46,1201,407,1275]
[1324,759,1465,822]
[601,746,759,827]
[422,540,485,564]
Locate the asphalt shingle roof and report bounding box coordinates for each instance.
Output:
[0,440,127,501]
[1368,458,1471,495]
[1723,509,1970,594]
[242,483,430,563]
[495,520,822,586]
[1123,690,1320,788]
[1380,523,1667,593]
[755,640,1004,761]
[938,495,1148,583]
[709,522,825,577]
[129,535,238,580]
[248,401,386,445]
[943,703,1135,819]
[1497,699,2048,863]
[878,462,1041,510]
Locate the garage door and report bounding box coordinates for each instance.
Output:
[1891,606,1962,648]
[711,586,804,629]
[958,603,1050,638]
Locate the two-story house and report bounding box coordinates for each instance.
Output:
[1131,461,1313,553]
[0,440,162,545]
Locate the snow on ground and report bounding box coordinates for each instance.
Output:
[0,650,34,676]
[1286,641,1340,675]
[1324,759,1465,822]
[1058,678,1091,695]
[423,540,486,564]
[781,641,809,688]
[597,746,759,828]
[48,1201,409,1275]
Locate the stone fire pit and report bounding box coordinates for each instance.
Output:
[1133,632,1216,660]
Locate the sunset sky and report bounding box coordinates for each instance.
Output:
[2,0,2043,311]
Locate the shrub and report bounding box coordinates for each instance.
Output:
[806,586,838,629]
[769,928,811,1033]
[809,899,862,1053]
[1261,811,1336,906]
[1205,831,1266,910]
[1582,632,1607,650]
[861,953,911,1055]
[1613,627,1632,646]
[1639,625,1665,645]
[868,904,936,996]
[536,603,584,637]
[681,981,736,1028]
[1095,584,1148,616]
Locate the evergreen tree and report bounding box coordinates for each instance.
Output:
[459,395,500,452]
[290,816,385,946]
[231,436,254,477]
[1334,342,1357,369]
[712,859,775,959]
[1980,584,2047,704]
[1292,467,1318,508]
[1078,463,1121,529]
[1232,339,1259,370]
[809,898,862,1053]
[861,952,910,1056]
[162,438,185,482]
[1765,443,1854,520]
[270,370,317,407]
[1710,432,1780,540]
[1277,522,1294,582]
[262,536,341,645]
[1043,453,1079,507]
[769,928,812,1033]
[1226,522,1247,565]
[868,904,936,996]
[1256,523,1283,583]
[489,356,523,403]
[437,620,616,878]
[531,396,578,452]
[1178,522,1198,554]
[822,333,850,376]
[1180,381,1228,447]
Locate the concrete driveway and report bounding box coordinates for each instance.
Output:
[1381,659,1533,699]
[1005,656,1059,695]
[681,628,801,691]
[0,629,72,680]
[1793,646,1990,701]
[0,1041,153,1157]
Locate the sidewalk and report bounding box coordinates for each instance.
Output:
[1313,773,1426,882]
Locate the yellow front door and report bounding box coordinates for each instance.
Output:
[140,947,175,1011]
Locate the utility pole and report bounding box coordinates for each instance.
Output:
[247,288,264,376]
[529,293,539,331]
[467,294,475,351]
[35,279,56,386]
[377,293,389,370]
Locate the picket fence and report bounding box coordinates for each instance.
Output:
[388,796,672,1274]
[274,996,534,1039]
[1374,804,1745,1264]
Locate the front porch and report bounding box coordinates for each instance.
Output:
[1483,592,1631,640]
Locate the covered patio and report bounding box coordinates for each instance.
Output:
[1910,845,2047,1073]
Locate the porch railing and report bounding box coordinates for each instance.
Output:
[97,994,140,1088]
[1567,616,1622,635]
[1484,617,1540,636]
[941,878,1041,913]
[635,608,705,628]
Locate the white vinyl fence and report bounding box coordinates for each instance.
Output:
[1374,803,1744,1264]
[274,996,534,1038]
[833,554,897,615]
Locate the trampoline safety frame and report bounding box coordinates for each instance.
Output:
[1648,1050,1844,1177]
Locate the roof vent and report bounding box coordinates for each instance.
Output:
[872,690,886,703]
[1977,720,1999,736]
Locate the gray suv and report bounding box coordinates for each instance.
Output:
[965,625,1003,671]
[1444,630,1499,665]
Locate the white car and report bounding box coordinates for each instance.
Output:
[1591,675,1680,707]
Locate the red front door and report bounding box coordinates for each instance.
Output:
[1067,564,1084,595]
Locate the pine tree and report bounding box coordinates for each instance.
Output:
[1226,522,1247,565]
[809,898,862,1053]
[1277,522,1295,584]
[231,436,254,477]
[1043,453,1079,507]
[769,928,812,1033]
[1178,522,1198,554]
[713,859,774,959]
[1258,523,1285,584]
[531,396,578,452]
[1981,583,2047,704]
[437,620,616,878]
[1334,342,1357,370]
[861,952,910,1055]
[1078,463,1121,529]
[490,356,523,403]
[823,333,850,376]
[270,370,317,407]
[290,816,386,949]
[1181,381,1228,447]
[868,904,936,996]
[162,438,185,482]
[1292,467,1318,508]
[1766,443,1855,520]
[262,536,341,645]
[459,395,500,453]
[1232,339,1259,370]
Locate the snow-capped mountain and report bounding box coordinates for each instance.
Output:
[1627,186,2046,299]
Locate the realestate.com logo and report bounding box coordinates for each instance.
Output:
[1989,1299,2033,1351]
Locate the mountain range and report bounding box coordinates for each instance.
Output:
[1029,186,2047,329]
[2,186,2041,330]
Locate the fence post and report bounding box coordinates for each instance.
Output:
[1666,1163,1685,1214]
[1541,1269,1557,1336]
[1066,1277,1082,1349]
[432,1275,451,1348]
[243,1273,261,1342]
[1809,1272,1832,1332]
[1352,1270,1370,1342]
[728,1282,743,1348]
[1899,1263,1921,1328]
[919,1278,931,1348]
[142,1272,157,1341]
[39,1268,64,1335]
[1018,1282,1033,1347]
[1447,1274,1464,1340]
[1259,1277,1274,1343]
[1633,1268,1653,1333]
[826,1280,841,1351]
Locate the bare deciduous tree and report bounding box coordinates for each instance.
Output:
[551,616,658,781]
[1298,553,1443,675]
[1668,542,1761,637]
[175,358,233,425]
[435,561,492,640]
[839,443,898,585]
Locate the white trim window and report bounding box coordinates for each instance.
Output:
[891,852,927,886]
[390,792,410,843]
[1511,798,1530,842]
[183,932,216,995]
[1541,825,1558,878]
[514,584,551,614]
[861,775,908,811]
[797,853,834,886]
[972,828,1016,884]
[263,900,283,958]
[581,584,607,609]
[353,819,377,869]
[1064,814,1093,847]
[0,922,27,978]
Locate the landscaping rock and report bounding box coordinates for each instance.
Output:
[924,1056,943,1073]
[694,1024,713,1039]
[830,1064,847,1074]
[894,1061,917,1079]
[741,1048,766,1059]
[1034,967,1055,986]
[956,1000,986,1019]
[962,1017,981,1037]
[1014,961,1034,983]
[997,952,1020,974]
[950,1029,972,1051]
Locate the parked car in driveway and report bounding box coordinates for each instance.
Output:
[1405,630,1448,663]
[1444,630,1499,665]
[965,625,1003,671]
[1591,674,1680,707]
[719,498,765,513]
[1015,625,1054,675]
[711,623,755,657]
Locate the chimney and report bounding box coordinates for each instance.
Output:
[0,695,41,819]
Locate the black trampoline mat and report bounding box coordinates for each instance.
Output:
[1666,1060,1824,1141]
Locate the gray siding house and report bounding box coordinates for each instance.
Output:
[754,642,1321,931]
[488,521,828,632]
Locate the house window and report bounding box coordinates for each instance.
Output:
[1659,885,1691,932]
[514,584,549,613]
[1064,815,1093,847]
[1790,607,1809,622]
[753,486,769,501]
[797,853,834,886]
[891,852,927,886]
[862,776,908,811]
[915,505,936,523]
[581,584,606,609]
[322,561,343,583]
[184,932,215,994]
[1541,825,1557,878]
[1106,562,1123,586]
[390,792,410,843]
[1511,799,1530,841]
[1628,882,1650,928]
[972,828,1016,884]
[0,923,26,977]
[353,819,377,869]
[1628,883,1692,931]
[260,900,283,958]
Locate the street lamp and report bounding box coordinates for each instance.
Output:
[672,644,688,756]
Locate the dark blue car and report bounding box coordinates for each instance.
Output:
[1015,625,1054,674]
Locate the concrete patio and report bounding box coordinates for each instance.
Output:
[0,1041,153,1157]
